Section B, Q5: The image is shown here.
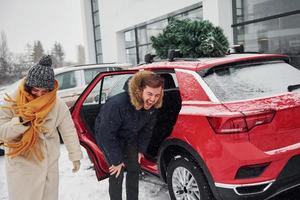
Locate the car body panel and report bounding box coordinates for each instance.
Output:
[175,69,211,101]
[222,93,300,152]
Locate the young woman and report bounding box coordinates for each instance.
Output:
[0,55,83,200]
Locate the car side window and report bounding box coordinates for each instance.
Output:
[83,74,132,105]
[106,74,132,99]
[84,68,108,85]
[159,73,178,90]
[55,71,77,90]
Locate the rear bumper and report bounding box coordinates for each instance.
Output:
[215,154,300,200]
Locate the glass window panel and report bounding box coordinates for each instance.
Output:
[233,0,300,23]
[84,68,108,85]
[126,48,137,65]
[137,26,148,45]
[173,7,203,21]
[125,30,136,48]
[147,20,168,42]
[97,54,103,63]
[184,8,203,21]
[106,74,133,99]
[95,26,101,41]
[96,40,102,54]
[235,13,300,68]
[173,14,183,20]
[236,0,242,8]
[138,45,153,64]
[55,71,77,90]
[93,12,100,26]
[82,74,133,107]
[91,0,99,12]
[83,79,102,105]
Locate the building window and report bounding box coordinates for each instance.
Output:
[232,0,300,67]
[125,30,137,65]
[91,0,103,63]
[126,48,137,66]
[124,5,203,65]
[174,7,203,21]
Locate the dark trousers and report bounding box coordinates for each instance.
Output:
[109,139,140,200]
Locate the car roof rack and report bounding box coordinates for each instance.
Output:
[144,54,157,64]
[143,46,262,65]
[229,44,261,54]
[168,50,202,62]
[142,51,199,65]
[143,49,184,64]
[168,49,182,61]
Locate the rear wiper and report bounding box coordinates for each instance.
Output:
[287,84,300,92]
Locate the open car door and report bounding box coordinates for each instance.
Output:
[71,70,138,180]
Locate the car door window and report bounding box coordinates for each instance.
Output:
[83,73,132,105]
[55,71,77,90]
[84,68,108,85]
[106,74,132,100]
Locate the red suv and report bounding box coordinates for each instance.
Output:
[71,53,300,200]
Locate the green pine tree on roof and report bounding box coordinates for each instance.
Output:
[150,18,229,58]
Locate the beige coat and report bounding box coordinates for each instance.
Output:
[0,91,83,200]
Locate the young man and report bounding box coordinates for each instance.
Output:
[95,70,164,200]
[0,55,82,200]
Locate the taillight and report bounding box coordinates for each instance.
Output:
[207,110,275,134]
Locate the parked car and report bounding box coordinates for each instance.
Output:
[62,54,300,199]
[54,63,129,108]
[0,63,130,155]
[0,63,129,107]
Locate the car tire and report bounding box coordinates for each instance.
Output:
[0,148,4,156]
[167,156,214,200]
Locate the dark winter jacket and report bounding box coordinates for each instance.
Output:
[95,92,157,165]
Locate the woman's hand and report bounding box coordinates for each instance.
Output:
[72,160,81,173]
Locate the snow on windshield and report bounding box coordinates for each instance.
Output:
[202,61,300,101]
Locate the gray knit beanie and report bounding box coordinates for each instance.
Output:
[25,55,55,90]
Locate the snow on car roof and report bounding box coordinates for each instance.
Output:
[137,53,288,71]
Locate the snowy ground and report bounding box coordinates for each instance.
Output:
[0,145,170,200]
[1,146,300,200]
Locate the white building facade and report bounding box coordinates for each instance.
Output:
[81,0,300,67]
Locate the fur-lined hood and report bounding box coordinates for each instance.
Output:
[128,71,163,110]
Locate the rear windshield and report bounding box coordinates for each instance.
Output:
[200,60,300,101]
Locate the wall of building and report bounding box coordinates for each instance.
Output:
[203,0,233,46]
[80,0,97,64]
[81,0,234,64]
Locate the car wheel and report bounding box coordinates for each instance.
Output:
[167,156,214,200]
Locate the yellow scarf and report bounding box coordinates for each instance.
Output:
[2,80,58,161]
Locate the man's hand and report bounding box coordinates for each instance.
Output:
[138,153,144,164]
[72,160,81,173]
[109,162,125,178]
